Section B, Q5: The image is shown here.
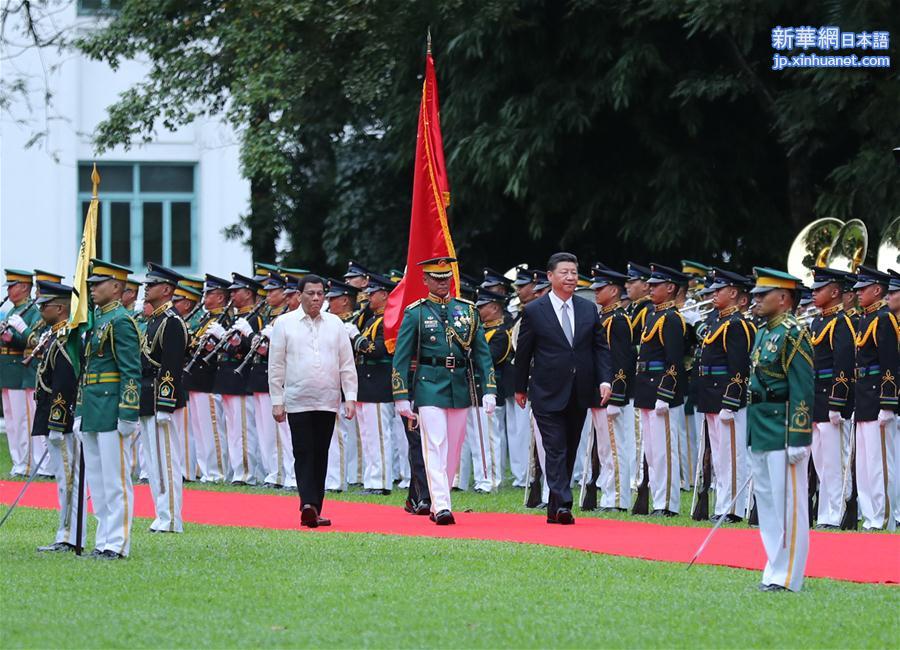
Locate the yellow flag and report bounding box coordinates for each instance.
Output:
[69,164,99,329]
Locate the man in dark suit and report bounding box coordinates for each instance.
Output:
[515,252,612,524]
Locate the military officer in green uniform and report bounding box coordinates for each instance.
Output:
[747,267,814,592]
[1,269,41,476]
[74,259,142,559]
[392,257,497,525]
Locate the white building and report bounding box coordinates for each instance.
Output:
[1,0,251,286]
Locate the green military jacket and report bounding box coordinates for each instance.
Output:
[76,301,143,432]
[0,300,41,390]
[392,294,496,409]
[747,312,814,452]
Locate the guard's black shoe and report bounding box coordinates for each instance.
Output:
[599,507,627,513]
[758,583,787,592]
[37,542,75,553]
[98,550,124,560]
[815,523,839,530]
[652,509,678,517]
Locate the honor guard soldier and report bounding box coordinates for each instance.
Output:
[323,279,369,490]
[581,266,635,511]
[185,274,231,483]
[355,273,399,495]
[31,281,86,552]
[344,261,373,329]
[505,266,538,488]
[138,264,189,532]
[1,269,41,476]
[457,287,511,492]
[746,268,814,591]
[252,272,296,489]
[851,266,898,530]
[76,259,143,559]
[808,267,856,529]
[392,257,497,524]
[633,263,688,516]
[696,268,754,523]
[171,278,203,480]
[624,262,653,337]
[211,273,265,485]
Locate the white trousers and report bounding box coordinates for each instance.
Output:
[140,413,184,533]
[811,420,845,526]
[47,434,87,545]
[628,400,641,488]
[392,410,410,487]
[856,418,898,530]
[80,430,134,556]
[221,394,259,484]
[639,406,683,513]
[706,409,751,517]
[254,392,294,487]
[343,410,364,486]
[506,397,531,487]
[325,409,348,491]
[2,388,45,475]
[750,449,809,591]
[679,409,699,489]
[189,392,229,482]
[418,406,468,513]
[129,430,147,481]
[572,414,592,485]
[527,410,551,504]
[464,406,502,492]
[172,405,198,481]
[591,407,634,509]
[356,402,395,491]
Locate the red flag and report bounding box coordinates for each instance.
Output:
[383,46,458,351]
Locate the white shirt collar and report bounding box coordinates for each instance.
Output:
[298,306,322,321]
[548,290,572,311]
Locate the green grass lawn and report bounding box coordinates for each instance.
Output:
[1,435,897,649]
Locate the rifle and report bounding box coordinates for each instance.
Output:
[184,298,233,374]
[0,297,37,337]
[632,455,650,515]
[22,326,57,366]
[201,299,266,365]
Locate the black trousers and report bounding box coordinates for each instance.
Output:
[403,415,429,506]
[288,410,336,514]
[532,389,586,516]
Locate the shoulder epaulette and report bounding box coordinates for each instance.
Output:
[405,299,426,310]
[455,297,475,305]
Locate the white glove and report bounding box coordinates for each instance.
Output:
[828,410,842,426]
[787,445,810,465]
[72,416,82,436]
[654,399,669,416]
[343,322,361,338]
[233,317,253,337]
[6,314,27,333]
[117,419,139,437]
[606,404,621,416]
[878,409,896,425]
[681,309,702,326]
[156,411,172,425]
[482,394,497,415]
[718,408,735,423]
[260,324,274,338]
[395,400,414,419]
[206,322,226,339]
[48,430,63,444]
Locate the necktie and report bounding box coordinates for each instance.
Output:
[561,302,574,347]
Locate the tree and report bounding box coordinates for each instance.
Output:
[73,0,900,276]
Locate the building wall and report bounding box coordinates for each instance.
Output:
[0,5,251,283]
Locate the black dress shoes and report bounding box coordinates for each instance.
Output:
[300,504,320,528]
[547,509,575,525]
[651,509,679,517]
[430,509,455,525]
[97,550,124,560]
[361,488,391,496]
[758,583,787,592]
[315,517,331,527]
[37,542,75,553]
[414,501,431,515]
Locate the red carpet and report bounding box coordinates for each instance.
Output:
[2,480,897,584]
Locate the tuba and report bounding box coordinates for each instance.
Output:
[877,215,899,271]
[787,218,844,287]
[826,219,868,273]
